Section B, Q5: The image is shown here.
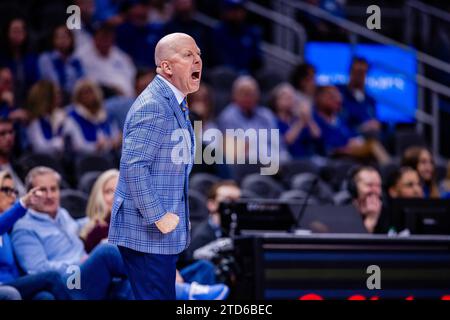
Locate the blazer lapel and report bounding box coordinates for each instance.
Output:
[153,76,194,161]
[153,76,188,131]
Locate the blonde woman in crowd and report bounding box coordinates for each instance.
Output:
[80,169,230,300]
[26,80,65,155]
[62,79,121,155]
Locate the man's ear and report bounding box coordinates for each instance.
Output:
[161,61,172,76]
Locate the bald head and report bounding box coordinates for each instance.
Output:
[155,33,194,67]
[232,75,260,112]
[153,32,202,96]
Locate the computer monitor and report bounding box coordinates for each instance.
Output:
[218,199,297,236]
[389,198,450,235]
[299,204,368,234]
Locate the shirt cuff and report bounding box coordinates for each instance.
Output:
[19,198,27,209]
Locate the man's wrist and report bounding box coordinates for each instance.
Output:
[19,198,27,209]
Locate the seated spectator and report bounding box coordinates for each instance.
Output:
[271,83,321,158]
[218,75,288,163]
[387,167,424,199]
[79,169,230,300]
[26,81,64,155]
[80,169,122,253]
[105,68,155,131]
[290,62,316,111]
[313,85,353,156]
[148,0,174,23]
[0,68,20,120]
[337,57,380,137]
[347,166,388,234]
[187,181,241,259]
[0,18,40,107]
[442,161,450,199]
[211,0,262,73]
[0,118,25,195]
[72,0,97,50]
[62,79,121,156]
[0,67,29,153]
[38,25,85,103]
[164,0,212,67]
[11,167,132,300]
[116,0,165,68]
[385,167,425,234]
[401,146,440,198]
[0,170,71,300]
[76,23,136,97]
[313,85,390,164]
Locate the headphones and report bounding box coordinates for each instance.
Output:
[346,166,361,199]
[346,165,379,199]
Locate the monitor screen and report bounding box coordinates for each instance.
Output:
[219,199,297,235]
[305,42,417,123]
[389,198,450,235]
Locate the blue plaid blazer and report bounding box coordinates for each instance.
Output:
[109,76,195,254]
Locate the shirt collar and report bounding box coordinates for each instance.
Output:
[28,208,63,222]
[157,74,185,105]
[74,104,107,124]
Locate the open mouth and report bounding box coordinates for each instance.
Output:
[191,71,201,80]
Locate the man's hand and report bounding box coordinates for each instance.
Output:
[357,193,382,218]
[360,119,381,133]
[155,212,180,234]
[1,90,14,106]
[20,187,45,208]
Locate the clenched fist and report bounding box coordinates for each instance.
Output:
[155,212,180,234]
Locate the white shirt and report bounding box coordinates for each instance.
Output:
[157,75,185,105]
[27,118,64,155]
[62,104,120,155]
[76,42,136,97]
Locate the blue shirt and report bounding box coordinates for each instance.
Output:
[0,202,27,284]
[313,111,354,156]
[11,208,86,275]
[93,0,122,23]
[38,50,84,94]
[218,103,284,160]
[0,52,40,106]
[218,103,277,132]
[337,85,377,136]
[277,117,320,158]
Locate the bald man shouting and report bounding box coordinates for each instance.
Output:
[109,33,202,300]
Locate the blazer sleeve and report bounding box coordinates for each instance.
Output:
[120,101,170,225]
[0,201,27,235]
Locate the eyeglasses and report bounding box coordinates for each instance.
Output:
[0,187,19,197]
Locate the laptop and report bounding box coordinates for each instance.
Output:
[219,199,297,236]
